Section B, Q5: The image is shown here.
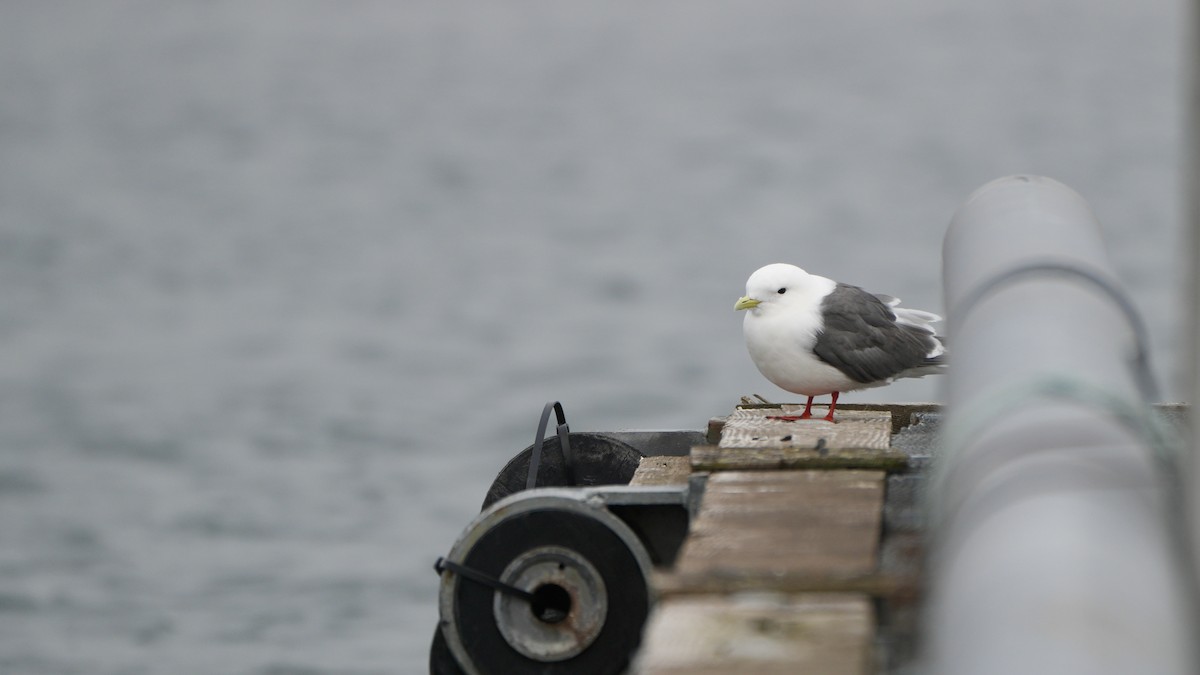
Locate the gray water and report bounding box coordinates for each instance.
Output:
[0,1,1184,673]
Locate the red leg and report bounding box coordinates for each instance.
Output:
[800,395,814,419]
[823,392,840,422]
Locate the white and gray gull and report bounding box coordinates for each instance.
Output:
[735,263,946,422]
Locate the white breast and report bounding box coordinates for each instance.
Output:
[742,276,864,396]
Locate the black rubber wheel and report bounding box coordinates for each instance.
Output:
[429,624,467,675]
[482,433,642,510]
[444,508,650,675]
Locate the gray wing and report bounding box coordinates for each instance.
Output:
[811,284,943,384]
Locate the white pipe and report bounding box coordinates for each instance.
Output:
[928,176,1195,675]
[1188,0,1200,602]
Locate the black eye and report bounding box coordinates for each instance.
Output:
[777,288,787,294]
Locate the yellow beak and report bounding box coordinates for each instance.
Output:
[734,296,761,311]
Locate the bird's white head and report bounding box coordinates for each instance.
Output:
[734,263,817,313]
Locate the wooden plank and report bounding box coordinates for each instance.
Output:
[630,456,693,486]
[836,402,940,434]
[702,407,905,471]
[662,471,885,586]
[634,592,874,675]
[736,402,941,434]
[706,416,727,445]
[718,407,892,450]
[691,444,909,472]
[653,568,907,598]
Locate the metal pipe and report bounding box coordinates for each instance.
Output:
[928,175,1195,675]
[1188,0,1200,599]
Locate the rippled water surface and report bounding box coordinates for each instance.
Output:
[0,1,1183,672]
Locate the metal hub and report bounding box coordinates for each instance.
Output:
[493,545,607,661]
[437,489,664,675]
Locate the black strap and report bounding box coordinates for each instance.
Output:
[526,401,575,490]
[434,557,534,602]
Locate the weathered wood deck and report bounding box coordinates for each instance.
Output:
[630,404,928,675]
